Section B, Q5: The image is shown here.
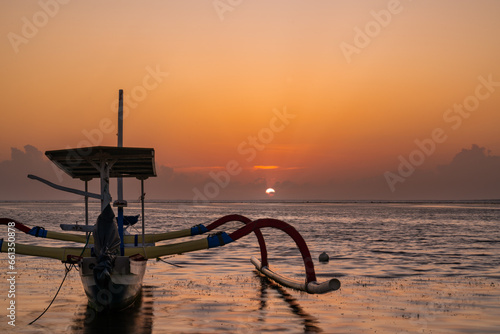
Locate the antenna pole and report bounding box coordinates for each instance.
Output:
[118,89,124,148]
[117,89,124,199]
[116,89,126,255]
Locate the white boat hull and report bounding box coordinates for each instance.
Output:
[79,256,147,311]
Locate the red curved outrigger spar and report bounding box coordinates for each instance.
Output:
[205,214,340,294]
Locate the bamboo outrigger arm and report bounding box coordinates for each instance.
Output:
[0,216,340,294]
[0,229,233,263]
[0,218,194,244]
[0,236,208,262]
[0,214,264,246]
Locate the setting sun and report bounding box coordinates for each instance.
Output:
[265,188,275,196]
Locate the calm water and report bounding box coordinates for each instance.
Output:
[1,201,499,333]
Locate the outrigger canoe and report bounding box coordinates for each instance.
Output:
[0,90,340,312]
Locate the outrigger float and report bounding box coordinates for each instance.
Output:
[0,90,340,312]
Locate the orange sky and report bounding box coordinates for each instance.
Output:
[1,0,499,200]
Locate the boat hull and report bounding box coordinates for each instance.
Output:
[79,256,147,311]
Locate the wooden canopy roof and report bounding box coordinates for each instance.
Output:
[45,146,156,180]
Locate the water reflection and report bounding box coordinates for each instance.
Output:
[255,272,323,333]
[71,285,154,334]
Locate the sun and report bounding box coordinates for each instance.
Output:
[265,188,275,196]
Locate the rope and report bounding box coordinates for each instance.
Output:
[28,263,73,325]
[156,257,183,268]
[29,232,92,325]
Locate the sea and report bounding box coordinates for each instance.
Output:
[0,201,499,333]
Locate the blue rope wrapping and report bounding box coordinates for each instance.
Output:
[207,232,233,248]
[191,224,209,236]
[28,227,47,238]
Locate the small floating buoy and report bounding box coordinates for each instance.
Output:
[319,252,329,263]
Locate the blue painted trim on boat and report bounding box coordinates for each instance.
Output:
[207,232,233,248]
[191,224,208,236]
[28,227,47,238]
[117,207,125,256]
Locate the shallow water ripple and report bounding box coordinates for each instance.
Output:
[0,201,499,333]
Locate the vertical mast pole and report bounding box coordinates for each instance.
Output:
[118,89,124,198]
[141,179,145,248]
[117,89,125,255]
[85,179,89,238]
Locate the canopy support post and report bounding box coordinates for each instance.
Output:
[85,180,89,225]
[141,178,146,248]
[85,179,89,239]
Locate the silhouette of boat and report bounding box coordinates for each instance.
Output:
[0,90,340,312]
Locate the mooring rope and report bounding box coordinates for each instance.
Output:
[29,232,92,325]
[28,263,74,325]
[156,256,183,268]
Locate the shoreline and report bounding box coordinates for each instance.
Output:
[1,199,499,205]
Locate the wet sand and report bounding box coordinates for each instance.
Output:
[1,201,499,332]
[1,255,499,333]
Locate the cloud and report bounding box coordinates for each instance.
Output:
[376,145,500,200]
[430,144,500,199]
[0,146,218,201]
[0,144,498,201]
[0,145,81,200]
[255,145,500,201]
[253,165,279,170]
[359,144,500,200]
